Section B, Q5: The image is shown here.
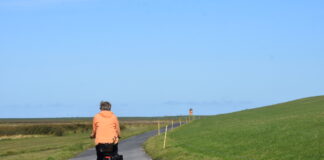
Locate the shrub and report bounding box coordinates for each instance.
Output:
[0,123,92,137]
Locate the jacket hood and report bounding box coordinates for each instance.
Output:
[99,110,114,118]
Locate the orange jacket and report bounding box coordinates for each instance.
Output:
[92,111,121,145]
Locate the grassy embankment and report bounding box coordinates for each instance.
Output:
[145,96,324,160]
[0,118,158,160]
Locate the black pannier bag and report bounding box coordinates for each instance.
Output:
[99,143,123,160]
[99,143,114,153]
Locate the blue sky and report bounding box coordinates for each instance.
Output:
[0,0,323,118]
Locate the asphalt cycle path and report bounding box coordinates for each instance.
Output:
[70,123,181,160]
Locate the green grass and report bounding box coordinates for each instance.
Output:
[0,133,93,160]
[0,122,155,160]
[145,96,324,160]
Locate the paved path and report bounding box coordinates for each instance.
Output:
[71,123,180,160]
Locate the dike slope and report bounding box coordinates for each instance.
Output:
[145,96,324,160]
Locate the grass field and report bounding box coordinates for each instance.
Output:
[0,117,158,160]
[145,96,324,160]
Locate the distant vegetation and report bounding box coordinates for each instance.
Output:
[0,116,186,137]
[145,96,324,160]
[0,123,93,136]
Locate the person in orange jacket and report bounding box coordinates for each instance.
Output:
[90,101,121,160]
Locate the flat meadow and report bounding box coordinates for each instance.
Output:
[0,117,163,160]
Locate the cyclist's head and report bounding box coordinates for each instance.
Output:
[100,101,111,111]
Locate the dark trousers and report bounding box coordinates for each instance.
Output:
[96,143,118,160]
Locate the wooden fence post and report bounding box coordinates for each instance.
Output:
[163,125,168,149]
[158,121,160,135]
